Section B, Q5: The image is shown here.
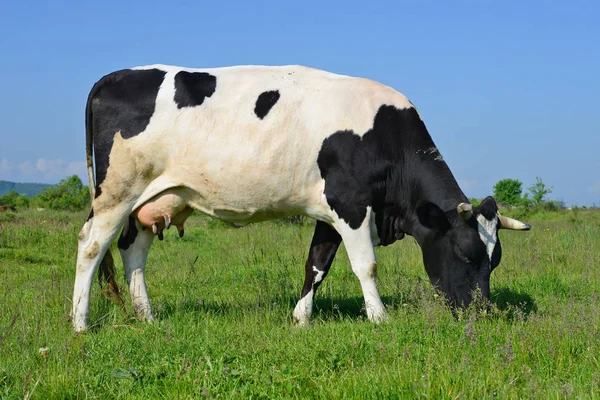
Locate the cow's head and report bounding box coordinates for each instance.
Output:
[415,196,530,308]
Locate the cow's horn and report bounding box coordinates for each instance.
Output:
[498,214,531,231]
[457,203,473,221]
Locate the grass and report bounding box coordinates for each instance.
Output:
[1,208,600,398]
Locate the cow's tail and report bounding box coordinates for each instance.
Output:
[85,78,100,202]
[85,75,125,310]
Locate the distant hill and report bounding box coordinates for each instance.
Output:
[0,180,54,197]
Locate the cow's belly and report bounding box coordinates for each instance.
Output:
[135,173,330,228]
[187,176,328,223]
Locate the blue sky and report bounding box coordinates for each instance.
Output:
[0,1,598,205]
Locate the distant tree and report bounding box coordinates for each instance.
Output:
[34,175,90,211]
[493,179,523,207]
[528,177,552,205]
[468,197,481,207]
[0,190,29,208]
[543,199,565,211]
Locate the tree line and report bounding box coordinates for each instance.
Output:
[0,175,89,211]
[0,175,563,214]
[488,177,564,210]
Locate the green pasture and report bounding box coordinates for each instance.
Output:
[0,208,599,398]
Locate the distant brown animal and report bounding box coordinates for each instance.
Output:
[0,205,16,212]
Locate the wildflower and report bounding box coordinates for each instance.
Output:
[38,346,49,359]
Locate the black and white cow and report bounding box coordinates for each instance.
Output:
[72,65,530,332]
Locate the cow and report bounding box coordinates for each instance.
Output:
[71,64,530,332]
[0,205,16,212]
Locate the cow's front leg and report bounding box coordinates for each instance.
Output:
[118,216,155,322]
[293,221,342,326]
[334,208,388,323]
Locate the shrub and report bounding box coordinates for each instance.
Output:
[0,190,29,208]
[528,177,553,205]
[33,175,90,211]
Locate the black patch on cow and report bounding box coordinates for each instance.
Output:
[174,71,217,108]
[300,221,342,298]
[318,131,372,229]
[318,105,462,230]
[254,90,280,119]
[87,68,166,194]
[118,216,138,250]
[87,208,94,221]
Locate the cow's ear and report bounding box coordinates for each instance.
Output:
[478,196,498,220]
[416,201,450,233]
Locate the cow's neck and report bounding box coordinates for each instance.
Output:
[384,150,468,244]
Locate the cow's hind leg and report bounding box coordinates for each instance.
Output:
[118,216,155,321]
[334,210,388,323]
[72,204,132,332]
[293,221,342,326]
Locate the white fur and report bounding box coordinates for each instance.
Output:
[313,266,325,285]
[476,214,498,263]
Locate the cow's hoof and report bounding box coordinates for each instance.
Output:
[369,312,390,324]
[72,321,90,333]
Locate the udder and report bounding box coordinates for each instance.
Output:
[134,191,194,240]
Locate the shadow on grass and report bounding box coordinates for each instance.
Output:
[98,286,536,326]
[154,298,256,319]
[87,290,538,333]
[312,289,538,323]
[313,296,363,320]
[491,287,537,319]
[311,295,398,322]
[149,295,396,322]
[86,298,257,331]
